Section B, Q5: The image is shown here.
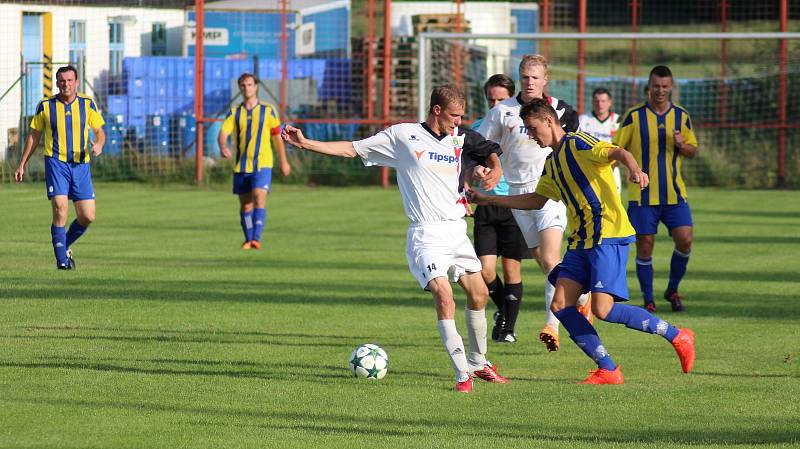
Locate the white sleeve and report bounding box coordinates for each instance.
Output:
[476,107,502,143]
[353,127,398,168]
[578,113,590,132]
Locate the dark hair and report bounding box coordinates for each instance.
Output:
[428,84,466,114]
[519,98,558,122]
[484,74,515,98]
[237,72,258,85]
[56,65,78,79]
[649,65,673,80]
[592,87,611,99]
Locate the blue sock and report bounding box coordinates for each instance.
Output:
[636,257,654,302]
[51,225,68,267]
[65,219,88,249]
[668,249,691,292]
[603,303,680,342]
[240,211,254,242]
[554,306,616,371]
[252,208,266,242]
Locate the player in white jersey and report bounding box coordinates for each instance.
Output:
[578,87,622,194]
[477,54,590,352]
[282,85,510,393]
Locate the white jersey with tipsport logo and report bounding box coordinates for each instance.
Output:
[578,112,619,143]
[477,95,577,188]
[353,123,498,224]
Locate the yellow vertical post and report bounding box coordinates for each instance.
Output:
[42,12,53,97]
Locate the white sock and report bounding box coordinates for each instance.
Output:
[577,293,590,307]
[544,280,559,331]
[437,320,469,380]
[464,308,488,368]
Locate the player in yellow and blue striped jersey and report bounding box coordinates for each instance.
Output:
[218,73,291,250]
[468,98,695,384]
[613,66,698,313]
[15,65,106,270]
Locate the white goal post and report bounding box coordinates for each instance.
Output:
[417,31,800,121]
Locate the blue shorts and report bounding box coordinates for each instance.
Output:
[548,243,631,301]
[44,157,95,201]
[627,202,693,235]
[233,168,272,195]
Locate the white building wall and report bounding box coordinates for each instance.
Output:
[0,4,184,161]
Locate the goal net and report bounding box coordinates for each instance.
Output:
[417,32,800,188]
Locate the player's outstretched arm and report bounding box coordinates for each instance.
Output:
[608,147,649,190]
[14,130,42,182]
[281,125,357,158]
[467,188,547,210]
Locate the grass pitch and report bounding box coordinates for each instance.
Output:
[1,183,798,448]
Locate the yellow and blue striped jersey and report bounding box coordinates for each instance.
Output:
[536,132,636,250]
[613,102,698,206]
[221,101,281,173]
[30,94,105,164]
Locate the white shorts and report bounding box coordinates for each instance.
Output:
[406,220,482,289]
[509,185,567,249]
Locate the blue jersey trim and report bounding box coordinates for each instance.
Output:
[637,108,650,206]
[251,104,266,172]
[79,98,87,162]
[49,100,60,158]
[672,108,684,202]
[656,112,668,204]
[553,145,588,249]
[565,143,603,247]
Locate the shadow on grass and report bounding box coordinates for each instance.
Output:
[5,395,799,445]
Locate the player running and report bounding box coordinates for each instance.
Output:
[282,85,510,393]
[469,98,695,384]
[476,54,590,352]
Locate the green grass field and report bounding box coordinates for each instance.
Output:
[1,183,798,448]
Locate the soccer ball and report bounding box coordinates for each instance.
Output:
[349,343,388,379]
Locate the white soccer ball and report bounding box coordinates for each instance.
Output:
[349,343,388,379]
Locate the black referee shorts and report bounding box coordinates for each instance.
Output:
[473,204,532,260]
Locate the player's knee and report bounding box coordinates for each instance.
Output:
[480,268,495,284]
[540,257,560,274]
[80,212,96,225]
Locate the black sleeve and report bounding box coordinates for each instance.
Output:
[459,128,502,190]
[558,101,580,133]
[462,128,501,166]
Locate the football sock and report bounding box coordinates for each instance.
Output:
[503,282,523,333]
[252,208,267,242]
[668,249,691,292]
[544,276,560,329]
[486,276,505,311]
[577,293,590,307]
[65,219,87,249]
[555,306,616,371]
[603,303,680,342]
[464,308,488,367]
[437,319,470,379]
[240,211,254,242]
[636,257,655,302]
[51,225,68,267]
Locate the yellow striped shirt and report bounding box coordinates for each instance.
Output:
[221,101,281,173]
[613,102,698,206]
[536,131,636,250]
[30,94,105,164]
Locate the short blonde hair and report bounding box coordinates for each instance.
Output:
[428,84,466,114]
[519,54,549,76]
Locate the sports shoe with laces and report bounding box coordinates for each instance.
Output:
[249,240,261,250]
[579,366,624,384]
[241,241,253,250]
[539,324,560,352]
[671,328,696,373]
[577,295,594,324]
[644,301,657,313]
[455,375,473,393]
[664,289,685,312]
[471,363,510,383]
